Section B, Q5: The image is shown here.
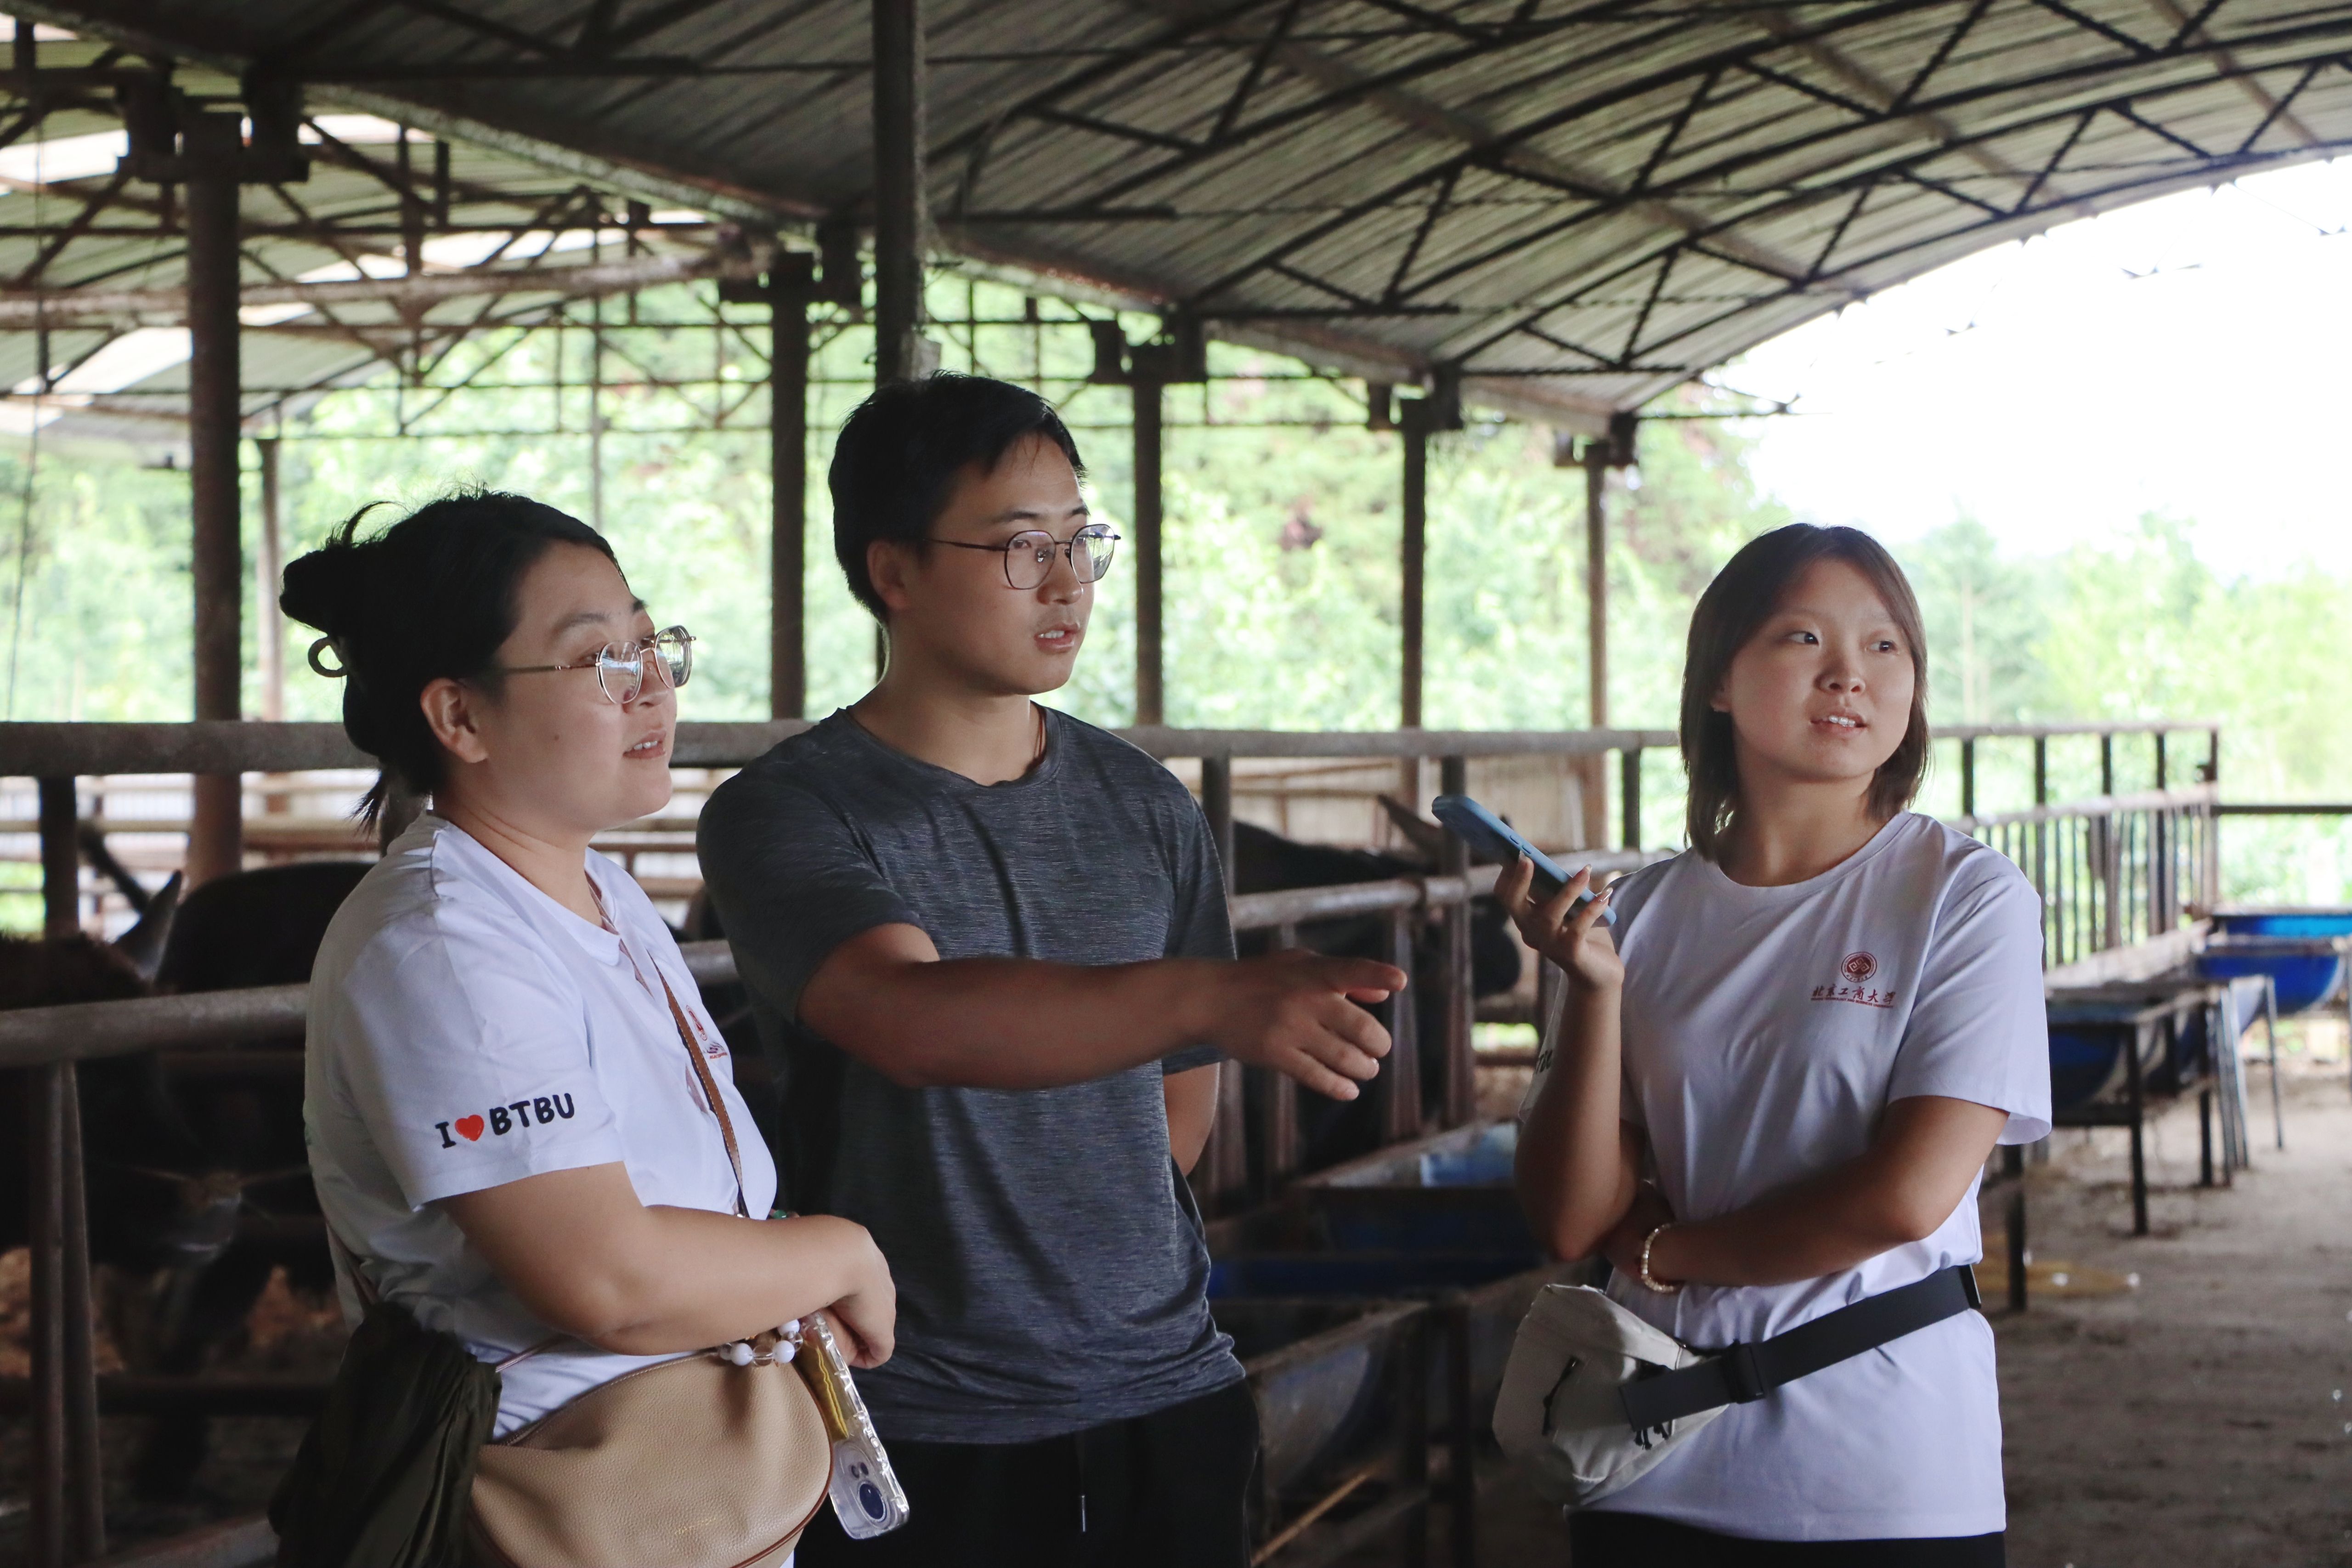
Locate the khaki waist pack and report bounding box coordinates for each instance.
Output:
[1493,1266,1980,1506]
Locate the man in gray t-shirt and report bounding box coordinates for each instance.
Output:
[697,374,1403,1568]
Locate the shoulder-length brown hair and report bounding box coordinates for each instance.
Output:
[1680,524,1931,861]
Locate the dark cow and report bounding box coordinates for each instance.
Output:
[0,859,370,1499]
[685,806,1522,1182]
[1228,813,1521,1173]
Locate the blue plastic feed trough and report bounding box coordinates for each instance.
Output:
[2196,935,2346,1016]
[1207,1250,1541,1300]
[1295,1121,1533,1254]
[2212,907,2352,940]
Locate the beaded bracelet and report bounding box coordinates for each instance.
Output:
[1637,1222,1683,1295]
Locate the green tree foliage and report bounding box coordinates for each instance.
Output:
[1,276,2345,907]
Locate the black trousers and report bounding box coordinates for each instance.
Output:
[796,1380,1259,1568]
[1570,1511,2006,1567]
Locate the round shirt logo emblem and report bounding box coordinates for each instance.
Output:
[1842,951,1878,983]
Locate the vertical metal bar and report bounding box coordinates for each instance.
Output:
[769,269,811,719]
[2202,728,2221,912]
[1399,404,1427,729]
[1438,755,1471,1128]
[2002,1144,2027,1313]
[2264,977,2284,1151]
[2099,732,2115,798]
[871,0,927,386]
[185,115,244,888]
[1960,737,1976,820]
[1396,1308,1431,1568]
[2198,1087,2214,1188]
[1202,753,1235,896]
[1260,922,1302,1197]
[255,436,284,723]
[2032,735,2047,808]
[1584,449,1606,728]
[589,292,605,531]
[1580,449,1610,849]
[60,1063,102,1560]
[1383,905,1422,1143]
[1133,374,1165,726]
[1441,1293,1476,1568]
[40,776,76,937]
[28,1062,67,1568]
[2154,730,2167,791]
[2126,1019,2148,1236]
[1619,746,1641,850]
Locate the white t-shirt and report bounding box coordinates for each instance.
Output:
[305,814,779,1437]
[1521,811,2050,1540]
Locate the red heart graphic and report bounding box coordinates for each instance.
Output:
[455,1115,486,1142]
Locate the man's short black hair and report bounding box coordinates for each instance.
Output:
[828,371,1087,621]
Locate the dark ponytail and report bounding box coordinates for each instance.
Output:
[279,490,616,826]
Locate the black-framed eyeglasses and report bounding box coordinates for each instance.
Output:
[932,524,1120,590]
[493,625,695,706]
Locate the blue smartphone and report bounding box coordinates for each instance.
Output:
[1432,794,1614,925]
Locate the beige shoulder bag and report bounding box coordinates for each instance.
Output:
[427,953,833,1568]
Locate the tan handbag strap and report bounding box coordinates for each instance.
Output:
[650,964,749,1219]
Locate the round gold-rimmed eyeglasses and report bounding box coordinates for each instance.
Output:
[931,525,1120,590]
[493,625,694,706]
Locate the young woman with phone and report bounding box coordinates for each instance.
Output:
[1508,525,2049,1565]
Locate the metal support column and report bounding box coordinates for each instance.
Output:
[1439,754,1472,1127]
[1133,374,1165,726]
[255,436,284,723]
[871,0,927,385]
[768,260,814,719]
[185,113,245,887]
[1195,752,1247,1202]
[1579,443,1610,848]
[1620,746,1643,851]
[1959,738,1976,820]
[33,776,103,1565]
[1400,402,1428,730]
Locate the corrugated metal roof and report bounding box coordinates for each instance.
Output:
[16,0,2352,430]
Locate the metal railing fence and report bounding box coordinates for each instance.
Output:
[0,716,2218,1568]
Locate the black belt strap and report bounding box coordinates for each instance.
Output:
[1618,1264,1981,1432]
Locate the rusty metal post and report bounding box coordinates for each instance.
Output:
[871,0,927,385]
[1396,1306,1431,1568]
[39,785,104,1558]
[40,776,76,937]
[1438,755,1472,1128]
[185,113,245,888]
[1256,923,1302,1200]
[27,1058,67,1568]
[60,1062,102,1560]
[1620,745,1642,850]
[1383,905,1422,1143]
[255,436,284,723]
[1400,402,1428,731]
[1133,374,1165,726]
[1578,444,1610,848]
[2202,728,2221,911]
[1202,753,1235,895]
[1440,1292,1476,1568]
[1959,737,1976,821]
[1196,752,1244,1205]
[769,262,813,719]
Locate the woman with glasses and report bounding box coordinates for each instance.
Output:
[278,492,895,1494]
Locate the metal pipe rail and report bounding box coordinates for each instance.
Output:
[0,716,2213,1568]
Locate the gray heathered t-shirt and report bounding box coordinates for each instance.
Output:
[695,708,1242,1444]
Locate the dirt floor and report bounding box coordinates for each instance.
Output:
[5,1050,2346,1566]
[1340,1050,2352,1568]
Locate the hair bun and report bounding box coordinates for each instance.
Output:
[279,537,371,644]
